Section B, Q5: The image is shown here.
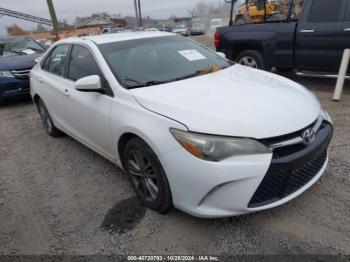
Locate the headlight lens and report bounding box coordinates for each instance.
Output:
[170,128,272,162]
[0,71,14,78]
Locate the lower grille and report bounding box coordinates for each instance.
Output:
[10,69,31,80]
[248,121,332,208]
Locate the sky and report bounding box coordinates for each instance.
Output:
[0,0,222,35]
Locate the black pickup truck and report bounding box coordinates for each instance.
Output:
[215,0,350,73]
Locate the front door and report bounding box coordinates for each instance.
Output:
[295,0,346,72]
[63,44,116,159]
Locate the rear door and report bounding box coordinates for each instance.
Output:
[39,44,72,131]
[295,0,346,72]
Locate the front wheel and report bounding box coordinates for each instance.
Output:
[123,137,173,214]
[236,50,267,70]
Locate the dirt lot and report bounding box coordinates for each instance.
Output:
[0,36,349,256]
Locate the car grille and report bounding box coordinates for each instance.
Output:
[10,69,31,80]
[259,119,318,158]
[248,121,333,208]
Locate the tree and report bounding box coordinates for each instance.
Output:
[6,24,28,36]
[35,24,49,33]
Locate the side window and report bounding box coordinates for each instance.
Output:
[68,45,103,81]
[42,54,51,71]
[46,45,69,76]
[308,0,343,23]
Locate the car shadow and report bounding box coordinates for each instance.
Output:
[0,95,33,108]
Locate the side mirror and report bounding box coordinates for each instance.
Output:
[75,75,104,93]
[216,52,226,58]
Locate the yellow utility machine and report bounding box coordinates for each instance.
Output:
[234,0,294,24]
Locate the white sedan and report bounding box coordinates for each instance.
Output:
[30,32,333,218]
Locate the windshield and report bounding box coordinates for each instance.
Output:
[0,38,45,57]
[98,36,232,89]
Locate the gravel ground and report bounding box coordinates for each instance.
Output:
[0,36,349,256]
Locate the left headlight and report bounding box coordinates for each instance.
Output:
[0,71,14,78]
[170,128,272,162]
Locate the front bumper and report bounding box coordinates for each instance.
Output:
[160,120,333,218]
[0,77,30,98]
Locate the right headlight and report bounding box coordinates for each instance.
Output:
[170,128,271,162]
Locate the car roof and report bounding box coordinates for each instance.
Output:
[59,31,175,45]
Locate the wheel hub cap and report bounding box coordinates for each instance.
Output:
[128,149,159,201]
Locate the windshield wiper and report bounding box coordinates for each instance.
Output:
[27,47,44,53]
[172,64,232,82]
[124,64,229,89]
[124,77,167,89]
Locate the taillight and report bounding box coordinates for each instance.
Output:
[214,32,220,49]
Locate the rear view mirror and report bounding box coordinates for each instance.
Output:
[75,75,103,93]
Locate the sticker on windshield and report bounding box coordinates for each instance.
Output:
[178,49,206,61]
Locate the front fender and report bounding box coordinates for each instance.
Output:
[110,94,187,161]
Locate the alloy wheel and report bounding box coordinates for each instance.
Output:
[127,149,159,201]
[238,56,258,68]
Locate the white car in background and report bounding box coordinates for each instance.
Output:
[30,32,333,218]
[191,22,206,35]
[172,24,189,36]
[210,18,223,30]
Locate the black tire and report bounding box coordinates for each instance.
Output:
[236,50,268,70]
[36,98,62,137]
[123,137,173,214]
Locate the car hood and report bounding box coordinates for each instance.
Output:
[0,53,42,71]
[130,64,321,139]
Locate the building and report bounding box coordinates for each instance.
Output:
[75,16,112,29]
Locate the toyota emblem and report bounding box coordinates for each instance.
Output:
[302,128,315,145]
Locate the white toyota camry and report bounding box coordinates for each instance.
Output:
[30,32,333,218]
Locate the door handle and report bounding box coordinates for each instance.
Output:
[39,77,43,84]
[63,88,70,97]
[300,29,315,33]
[344,28,350,32]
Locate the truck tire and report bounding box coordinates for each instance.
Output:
[236,50,267,70]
